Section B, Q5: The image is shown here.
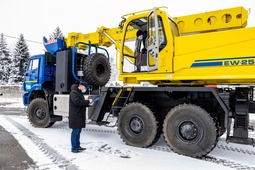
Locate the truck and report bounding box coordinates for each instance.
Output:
[21,6,255,158]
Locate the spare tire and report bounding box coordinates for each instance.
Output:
[83,53,111,86]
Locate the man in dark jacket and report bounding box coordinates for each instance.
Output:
[69,82,93,153]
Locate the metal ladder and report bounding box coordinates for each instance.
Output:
[105,88,133,127]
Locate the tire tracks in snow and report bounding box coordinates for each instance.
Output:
[84,124,255,169]
[149,145,255,170]
[82,124,255,169]
[4,116,80,170]
[6,116,255,170]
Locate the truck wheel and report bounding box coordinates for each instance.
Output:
[83,53,111,86]
[27,98,51,128]
[163,104,217,157]
[117,102,158,147]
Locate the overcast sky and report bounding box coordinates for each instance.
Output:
[1,0,254,55]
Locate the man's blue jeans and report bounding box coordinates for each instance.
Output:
[71,128,82,152]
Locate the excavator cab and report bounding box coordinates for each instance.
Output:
[122,18,148,73]
[121,7,168,74]
[65,7,174,84]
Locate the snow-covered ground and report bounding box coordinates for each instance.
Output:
[1,98,255,170]
[0,97,25,108]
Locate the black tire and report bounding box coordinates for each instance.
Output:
[163,104,217,157]
[143,102,162,145]
[46,122,55,128]
[117,102,158,147]
[27,98,51,128]
[83,53,111,86]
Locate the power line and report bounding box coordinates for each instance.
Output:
[3,34,42,44]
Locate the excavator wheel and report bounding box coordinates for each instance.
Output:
[83,53,111,86]
[27,98,54,128]
[163,104,217,157]
[117,102,158,147]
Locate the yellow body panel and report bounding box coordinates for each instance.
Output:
[64,6,255,85]
[173,6,248,34]
[172,26,255,84]
[119,6,255,85]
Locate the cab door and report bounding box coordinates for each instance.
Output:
[24,57,40,92]
[147,7,160,71]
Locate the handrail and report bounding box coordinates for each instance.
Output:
[71,42,110,82]
[121,6,168,19]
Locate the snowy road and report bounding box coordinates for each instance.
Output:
[1,98,255,170]
[1,114,255,170]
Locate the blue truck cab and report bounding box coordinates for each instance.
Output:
[23,37,67,107]
[22,37,110,128]
[23,53,56,106]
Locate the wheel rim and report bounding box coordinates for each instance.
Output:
[35,107,46,120]
[96,62,105,77]
[129,116,144,134]
[177,120,201,143]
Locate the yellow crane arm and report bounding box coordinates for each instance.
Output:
[65,26,137,57]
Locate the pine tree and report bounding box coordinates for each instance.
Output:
[8,52,23,84]
[50,27,64,39]
[0,33,10,56]
[11,34,30,83]
[0,33,11,84]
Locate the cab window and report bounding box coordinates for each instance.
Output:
[168,18,179,37]
[158,17,166,50]
[28,58,39,71]
[122,17,148,72]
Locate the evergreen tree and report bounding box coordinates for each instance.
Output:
[0,33,11,84]
[12,34,30,83]
[50,27,64,39]
[0,33,10,56]
[8,52,23,84]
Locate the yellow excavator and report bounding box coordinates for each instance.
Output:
[22,6,255,158]
[65,6,253,85]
